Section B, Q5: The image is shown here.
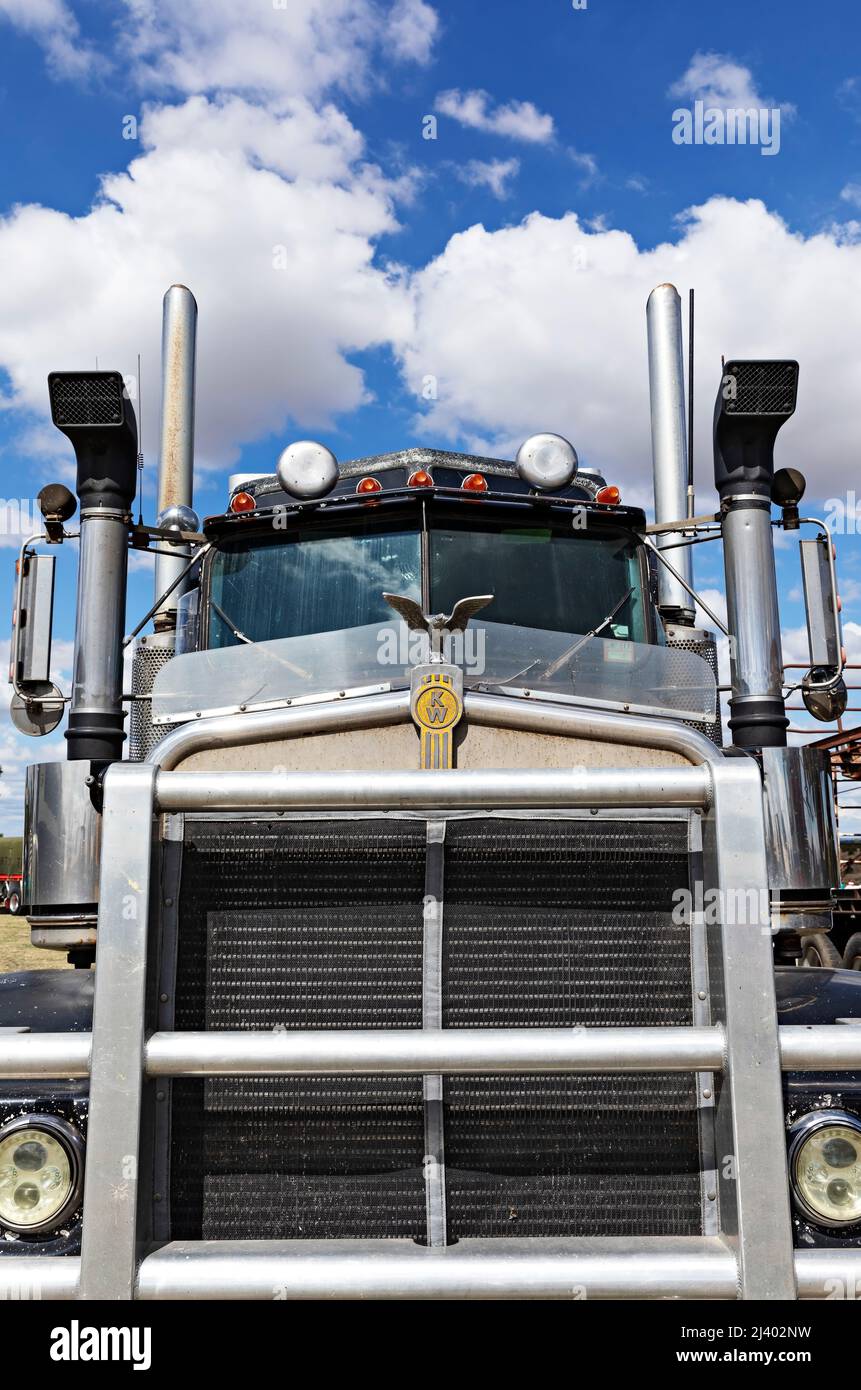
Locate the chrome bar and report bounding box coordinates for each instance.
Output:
[3,1246,860,1301]
[704,756,796,1299]
[0,1257,81,1300]
[78,762,158,1302]
[795,1248,861,1299]
[6,1023,861,1082]
[780,1025,861,1071]
[0,1032,90,1078]
[148,688,721,771]
[154,765,712,814]
[145,1026,726,1077]
[137,1237,739,1301]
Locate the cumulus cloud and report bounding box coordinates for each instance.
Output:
[435,88,555,143]
[119,0,438,98]
[0,94,412,474]
[387,0,439,65]
[397,198,861,497]
[456,158,520,200]
[0,0,100,80]
[669,51,795,116]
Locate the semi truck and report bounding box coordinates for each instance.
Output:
[0,282,859,1301]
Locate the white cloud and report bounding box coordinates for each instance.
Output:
[569,149,599,183]
[119,0,438,99]
[397,198,861,496]
[841,182,861,208]
[435,88,555,143]
[0,0,100,80]
[0,94,412,474]
[387,0,439,65]
[456,158,520,200]
[669,50,795,116]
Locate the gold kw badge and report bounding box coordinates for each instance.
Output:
[410,664,463,769]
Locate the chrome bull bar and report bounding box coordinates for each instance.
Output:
[2,703,860,1301]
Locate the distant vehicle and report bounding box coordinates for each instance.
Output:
[2,876,21,914]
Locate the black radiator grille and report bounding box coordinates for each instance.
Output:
[169,816,702,1242]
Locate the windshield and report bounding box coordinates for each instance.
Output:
[207,517,647,649]
[209,522,421,647]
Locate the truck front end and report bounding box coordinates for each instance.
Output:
[1,284,859,1301]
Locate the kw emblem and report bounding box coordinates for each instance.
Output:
[410,666,463,769]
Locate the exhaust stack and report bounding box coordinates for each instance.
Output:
[48,370,138,760]
[713,359,798,748]
[646,285,695,625]
[154,285,198,631]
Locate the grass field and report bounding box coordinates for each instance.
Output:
[0,913,68,974]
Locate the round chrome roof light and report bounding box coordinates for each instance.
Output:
[0,1113,84,1235]
[276,440,339,500]
[515,433,578,491]
[156,504,200,533]
[789,1110,861,1228]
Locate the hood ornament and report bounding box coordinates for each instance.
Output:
[382,592,493,661]
[383,592,492,770]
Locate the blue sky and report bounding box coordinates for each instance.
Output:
[0,0,860,830]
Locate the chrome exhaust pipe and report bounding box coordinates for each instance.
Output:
[646,285,695,625]
[154,285,198,631]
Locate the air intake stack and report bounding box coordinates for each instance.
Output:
[713,359,798,748]
[48,370,138,761]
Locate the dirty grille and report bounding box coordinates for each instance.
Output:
[168,816,702,1242]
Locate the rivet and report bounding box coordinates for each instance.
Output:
[707,1190,717,1202]
[156,1091,166,1102]
[159,993,169,1004]
[239,703,247,712]
[702,1088,712,1100]
[697,990,706,1000]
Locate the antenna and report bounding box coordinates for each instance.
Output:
[136,352,144,525]
[687,288,695,519]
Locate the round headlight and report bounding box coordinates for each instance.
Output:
[276,440,339,499]
[515,433,578,491]
[789,1110,861,1228]
[0,1115,84,1235]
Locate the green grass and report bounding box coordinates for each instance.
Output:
[0,914,69,974]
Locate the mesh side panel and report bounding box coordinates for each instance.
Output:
[441,819,702,1239]
[171,819,427,1240]
[128,640,177,761]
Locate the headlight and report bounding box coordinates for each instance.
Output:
[789,1110,861,1228]
[0,1114,84,1235]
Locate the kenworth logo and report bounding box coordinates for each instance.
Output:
[50,1321,152,1371]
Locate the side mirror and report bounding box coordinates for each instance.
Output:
[9,549,63,736]
[800,534,845,721]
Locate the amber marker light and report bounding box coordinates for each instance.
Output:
[461,473,488,493]
[229,491,256,513]
[595,485,621,505]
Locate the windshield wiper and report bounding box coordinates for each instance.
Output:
[537,586,635,680]
[211,598,253,645]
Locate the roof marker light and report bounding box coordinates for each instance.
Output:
[356,476,382,494]
[408,470,433,488]
[595,485,621,506]
[462,473,488,493]
[229,491,256,514]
